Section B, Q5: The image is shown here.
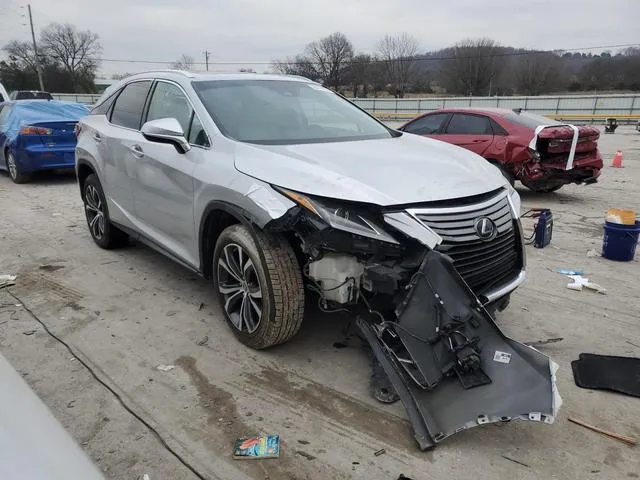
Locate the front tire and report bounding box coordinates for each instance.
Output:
[6,151,30,184]
[82,174,128,249]
[213,224,304,349]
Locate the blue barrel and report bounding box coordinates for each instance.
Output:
[602,221,640,261]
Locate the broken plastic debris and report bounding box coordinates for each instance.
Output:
[566,275,606,294]
[156,364,176,372]
[555,268,584,275]
[0,274,17,289]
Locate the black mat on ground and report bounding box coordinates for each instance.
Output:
[571,353,640,398]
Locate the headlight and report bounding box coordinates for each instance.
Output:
[276,188,399,244]
[507,185,521,218]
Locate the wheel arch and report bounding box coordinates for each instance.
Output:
[76,159,97,200]
[199,201,262,279]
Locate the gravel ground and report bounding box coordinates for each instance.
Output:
[0,126,639,480]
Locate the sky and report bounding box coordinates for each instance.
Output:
[1,0,639,78]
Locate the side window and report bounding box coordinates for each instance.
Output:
[146,82,192,134]
[445,113,492,135]
[0,105,12,126]
[110,81,152,129]
[91,91,118,115]
[188,114,210,147]
[490,118,508,135]
[402,113,449,135]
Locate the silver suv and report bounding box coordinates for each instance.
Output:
[75,70,525,349]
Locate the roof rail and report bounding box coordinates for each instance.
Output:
[130,69,196,78]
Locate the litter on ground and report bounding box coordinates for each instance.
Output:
[156,364,176,372]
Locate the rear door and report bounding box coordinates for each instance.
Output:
[131,80,209,267]
[102,80,153,226]
[441,113,494,156]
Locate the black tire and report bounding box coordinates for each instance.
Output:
[82,174,128,249]
[213,224,304,349]
[6,150,31,184]
[522,180,563,193]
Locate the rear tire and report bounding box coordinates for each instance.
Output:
[82,174,128,249]
[6,151,30,184]
[213,224,304,349]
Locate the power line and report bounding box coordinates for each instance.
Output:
[94,42,640,66]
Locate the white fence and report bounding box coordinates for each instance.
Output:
[52,92,640,123]
[350,94,640,123]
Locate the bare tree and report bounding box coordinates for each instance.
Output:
[345,53,373,97]
[304,32,354,89]
[272,55,320,81]
[376,33,419,98]
[170,54,195,71]
[40,23,102,90]
[513,51,562,95]
[2,40,38,72]
[441,38,505,95]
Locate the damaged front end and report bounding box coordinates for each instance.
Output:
[267,187,561,449]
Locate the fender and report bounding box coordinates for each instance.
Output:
[198,200,264,277]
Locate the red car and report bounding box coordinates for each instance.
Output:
[398,108,603,192]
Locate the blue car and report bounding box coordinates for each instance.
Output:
[0,100,89,183]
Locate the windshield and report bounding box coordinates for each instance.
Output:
[504,111,562,129]
[192,79,393,145]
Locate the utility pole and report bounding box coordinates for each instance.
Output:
[203,50,210,71]
[27,4,45,91]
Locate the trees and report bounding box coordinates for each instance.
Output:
[272,55,320,81]
[40,23,102,91]
[1,25,101,93]
[441,38,506,96]
[170,54,195,71]
[345,53,373,97]
[304,32,354,90]
[376,33,419,98]
[513,51,563,95]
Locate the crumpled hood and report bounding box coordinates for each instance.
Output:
[233,133,507,206]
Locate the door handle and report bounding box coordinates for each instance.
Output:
[472,139,488,143]
[92,132,102,143]
[129,145,144,158]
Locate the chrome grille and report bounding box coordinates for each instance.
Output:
[409,192,521,293]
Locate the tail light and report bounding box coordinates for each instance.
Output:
[19,125,52,135]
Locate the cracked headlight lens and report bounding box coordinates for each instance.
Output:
[276,188,399,244]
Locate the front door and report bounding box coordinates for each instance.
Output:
[131,81,210,267]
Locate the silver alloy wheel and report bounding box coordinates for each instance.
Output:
[216,243,263,334]
[84,184,106,240]
[7,153,17,180]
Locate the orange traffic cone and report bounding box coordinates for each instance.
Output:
[611,150,624,168]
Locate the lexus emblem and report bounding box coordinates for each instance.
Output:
[474,217,497,241]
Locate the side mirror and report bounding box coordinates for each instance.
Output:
[141,118,191,154]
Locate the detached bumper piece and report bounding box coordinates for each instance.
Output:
[357,250,561,450]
